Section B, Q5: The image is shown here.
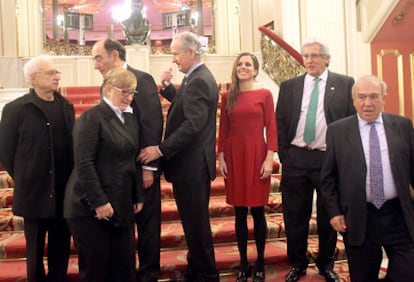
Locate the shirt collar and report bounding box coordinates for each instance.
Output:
[103,96,133,114]
[305,69,328,83]
[357,113,383,127]
[185,61,203,78]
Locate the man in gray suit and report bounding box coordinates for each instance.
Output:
[320,75,414,281]
[139,31,219,281]
[276,39,355,282]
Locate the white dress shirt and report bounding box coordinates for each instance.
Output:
[291,69,328,150]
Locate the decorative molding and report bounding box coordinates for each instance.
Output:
[360,0,399,43]
[411,52,414,120]
[376,49,404,116]
[393,0,413,24]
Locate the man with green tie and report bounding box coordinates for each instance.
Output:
[276,38,355,282]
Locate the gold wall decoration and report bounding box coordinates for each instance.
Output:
[393,0,413,24]
[410,52,414,120]
[260,34,305,85]
[376,49,405,116]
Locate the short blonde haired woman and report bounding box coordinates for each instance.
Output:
[64,68,143,282]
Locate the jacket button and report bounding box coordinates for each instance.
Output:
[46,122,50,126]
[49,170,53,174]
[49,194,54,198]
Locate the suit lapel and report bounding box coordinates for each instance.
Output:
[324,71,336,114]
[98,102,139,150]
[289,76,305,139]
[382,114,398,173]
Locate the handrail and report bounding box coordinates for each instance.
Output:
[258,22,304,66]
[258,21,305,85]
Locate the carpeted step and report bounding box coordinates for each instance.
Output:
[161,193,283,221]
[0,237,348,282]
[0,171,13,189]
[0,189,13,208]
[64,93,100,105]
[219,260,355,282]
[160,177,226,200]
[160,213,317,249]
[0,211,317,259]
[0,209,23,232]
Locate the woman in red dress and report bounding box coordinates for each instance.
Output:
[218,52,278,282]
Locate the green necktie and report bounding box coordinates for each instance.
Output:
[304,77,320,144]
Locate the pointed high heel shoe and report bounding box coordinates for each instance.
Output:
[253,270,265,282]
[236,266,252,282]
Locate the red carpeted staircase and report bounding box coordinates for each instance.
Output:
[0,86,354,281]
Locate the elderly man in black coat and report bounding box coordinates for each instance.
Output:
[0,55,74,282]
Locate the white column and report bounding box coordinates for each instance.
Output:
[213,0,240,54]
[125,45,150,73]
[16,0,43,56]
[239,0,279,52]
[0,0,18,56]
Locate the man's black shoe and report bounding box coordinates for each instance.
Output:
[319,269,340,282]
[285,267,306,282]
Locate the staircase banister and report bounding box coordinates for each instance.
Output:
[258,22,304,67]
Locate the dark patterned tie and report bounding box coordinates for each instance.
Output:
[304,77,320,144]
[369,122,385,209]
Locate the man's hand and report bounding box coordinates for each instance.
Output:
[95,202,114,221]
[142,169,154,189]
[330,215,347,233]
[160,66,173,88]
[138,146,161,164]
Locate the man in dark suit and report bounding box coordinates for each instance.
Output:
[320,75,414,282]
[92,39,163,282]
[0,55,74,282]
[276,39,355,282]
[139,31,219,282]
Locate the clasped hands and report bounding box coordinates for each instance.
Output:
[95,202,143,221]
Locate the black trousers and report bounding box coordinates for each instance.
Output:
[67,217,136,282]
[24,217,71,282]
[280,146,337,270]
[344,199,414,282]
[173,180,219,281]
[135,174,161,282]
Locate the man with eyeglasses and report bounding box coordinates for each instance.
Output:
[0,55,75,282]
[92,39,163,282]
[276,38,355,282]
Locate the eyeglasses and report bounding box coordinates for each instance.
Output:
[112,86,137,96]
[302,54,324,60]
[40,70,61,76]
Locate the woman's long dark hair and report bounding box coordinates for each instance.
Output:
[226,52,259,110]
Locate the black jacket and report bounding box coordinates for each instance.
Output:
[0,90,74,218]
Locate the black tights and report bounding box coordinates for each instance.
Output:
[235,206,267,272]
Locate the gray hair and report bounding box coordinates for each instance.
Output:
[172,31,205,59]
[23,55,54,86]
[352,75,387,98]
[301,38,331,57]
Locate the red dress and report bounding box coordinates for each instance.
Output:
[218,88,278,207]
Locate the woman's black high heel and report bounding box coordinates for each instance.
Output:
[236,266,252,282]
[253,270,265,282]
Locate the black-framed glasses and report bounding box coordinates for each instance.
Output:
[112,86,137,96]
